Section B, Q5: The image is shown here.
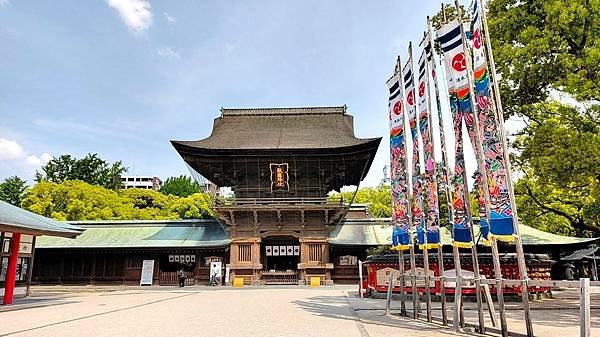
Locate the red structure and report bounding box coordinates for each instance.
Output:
[1,201,82,305]
[3,233,21,305]
[363,253,553,297]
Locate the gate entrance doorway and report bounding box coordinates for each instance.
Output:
[261,237,300,284]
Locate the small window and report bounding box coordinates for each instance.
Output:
[308,244,322,262]
[238,244,252,262]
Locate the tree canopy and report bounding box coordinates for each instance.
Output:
[35,153,127,190]
[331,186,392,218]
[160,175,201,197]
[21,180,214,221]
[0,176,29,206]
[488,0,600,236]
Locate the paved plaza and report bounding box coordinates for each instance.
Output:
[0,285,598,337]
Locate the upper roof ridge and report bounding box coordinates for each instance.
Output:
[220,105,347,116]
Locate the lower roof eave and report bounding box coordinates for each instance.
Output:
[0,224,83,238]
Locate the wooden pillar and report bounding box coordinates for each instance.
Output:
[3,232,21,305]
[90,254,96,285]
[26,236,37,297]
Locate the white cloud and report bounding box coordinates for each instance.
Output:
[0,0,9,8]
[0,138,24,160]
[107,0,153,33]
[164,12,176,23]
[26,153,53,166]
[156,47,180,60]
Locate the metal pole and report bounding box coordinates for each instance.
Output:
[477,1,534,335]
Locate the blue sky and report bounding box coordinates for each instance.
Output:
[0,0,473,187]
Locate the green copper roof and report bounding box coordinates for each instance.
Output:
[36,219,229,248]
[35,218,596,249]
[0,201,83,238]
[329,218,598,246]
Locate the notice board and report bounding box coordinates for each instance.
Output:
[140,260,154,286]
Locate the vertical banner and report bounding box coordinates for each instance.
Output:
[387,63,411,250]
[417,47,440,248]
[472,0,514,241]
[437,21,473,247]
[403,51,424,237]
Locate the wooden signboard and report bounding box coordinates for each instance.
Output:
[376,267,401,287]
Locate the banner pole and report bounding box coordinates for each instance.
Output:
[426,16,451,325]
[399,251,407,316]
[477,0,533,335]
[455,2,496,333]
[403,43,421,319]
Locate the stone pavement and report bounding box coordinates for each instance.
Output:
[0,285,597,337]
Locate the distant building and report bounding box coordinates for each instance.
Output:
[121,176,162,190]
[380,165,390,186]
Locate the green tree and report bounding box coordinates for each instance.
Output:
[486,0,600,236]
[0,176,29,206]
[160,175,201,197]
[331,186,392,218]
[21,180,133,220]
[21,180,215,221]
[489,0,600,118]
[512,102,600,236]
[35,153,127,190]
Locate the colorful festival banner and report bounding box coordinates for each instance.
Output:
[425,29,454,230]
[403,51,424,241]
[387,68,411,250]
[437,21,474,247]
[472,0,515,241]
[416,48,440,248]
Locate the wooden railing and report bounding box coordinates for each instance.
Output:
[159,272,195,286]
[261,270,298,284]
[216,197,344,206]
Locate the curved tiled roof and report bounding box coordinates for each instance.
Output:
[171,106,380,150]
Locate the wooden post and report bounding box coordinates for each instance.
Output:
[423,246,432,322]
[409,244,420,318]
[438,248,448,325]
[385,273,394,316]
[515,235,534,337]
[491,238,509,336]
[358,260,364,299]
[454,2,490,332]
[452,245,463,333]
[404,43,421,320]
[26,236,36,297]
[3,232,21,305]
[425,17,452,326]
[580,278,591,337]
[476,1,533,334]
[399,251,407,316]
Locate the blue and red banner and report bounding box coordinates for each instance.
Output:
[437,21,474,248]
[387,68,411,250]
[472,0,515,241]
[416,48,440,249]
